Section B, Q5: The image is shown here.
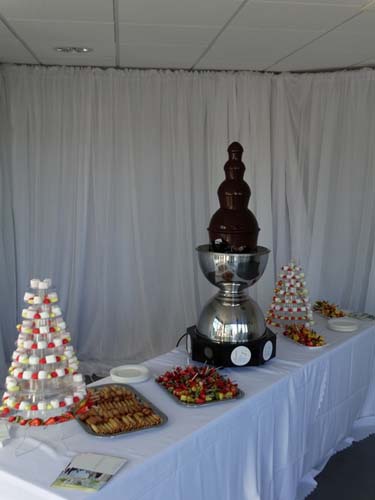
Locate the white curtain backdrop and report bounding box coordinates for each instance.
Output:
[272,71,375,311]
[0,64,374,377]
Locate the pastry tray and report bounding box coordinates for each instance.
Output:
[155,380,244,407]
[76,383,168,438]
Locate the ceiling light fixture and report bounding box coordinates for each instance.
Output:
[54,47,93,54]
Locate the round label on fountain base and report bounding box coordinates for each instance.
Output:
[263,340,273,361]
[230,346,251,366]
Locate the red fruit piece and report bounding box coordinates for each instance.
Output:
[31,343,37,349]
[51,371,58,378]
[39,358,46,364]
[1,407,10,415]
[47,342,55,348]
[43,298,50,304]
[14,402,20,410]
[31,373,38,380]
[55,415,69,423]
[59,401,66,407]
[73,396,80,403]
[30,404,38,411]
[64,368,69,375]
[34,313,41,319]
[62,338,68,345]
[49,327,55,332]
[29,418,42,426]
[19,419,28,426]
[8,415,16,423]
[33,328,40,334]
[55,356,61,362]
[44,417,57,426]
[17,373,23,379]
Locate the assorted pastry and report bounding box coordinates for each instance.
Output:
[78,385,162,435]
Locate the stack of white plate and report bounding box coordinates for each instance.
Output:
[110,364,150,384]
[328,318,359,332]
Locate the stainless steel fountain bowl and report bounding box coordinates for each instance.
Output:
[195,245,271,343]
[196,245,270,290]
[197,293,266,343]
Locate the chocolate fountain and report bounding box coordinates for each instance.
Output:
[187,142,276,367]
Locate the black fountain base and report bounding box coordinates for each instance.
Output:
[187,326,276,368]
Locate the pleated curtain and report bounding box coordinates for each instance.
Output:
[0,64,374,378]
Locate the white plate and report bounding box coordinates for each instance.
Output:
[110,364,150,384]
[328,318,359,332]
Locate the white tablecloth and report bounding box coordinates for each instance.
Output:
[1,317,375,500]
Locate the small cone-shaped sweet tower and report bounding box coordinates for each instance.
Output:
[266,261,314,328]
[0,278,86,426]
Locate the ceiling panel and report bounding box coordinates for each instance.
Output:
[39,55,115,67]
[352,58,375,66]
[196,27,323,69]
[0,0,113,22]
[195,58,271,70]
[255,0,367,5]
[0,0,373,71]
[334,9,375,31]
[9,20,115,45]
[32,42,115,62]
[268,26,375,70]
[232,1,359,30]
[0,21,37,63]
[0,19,13,37]
[0,38,37,63]
[118,0,243,26]
[119,24,220,46]
[120,43,205,68]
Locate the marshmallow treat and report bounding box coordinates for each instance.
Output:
[266,261,314,329]
[0,278,86,426]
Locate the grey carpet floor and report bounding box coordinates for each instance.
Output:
[308,434,375,500]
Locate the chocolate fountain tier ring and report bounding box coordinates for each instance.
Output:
[196,245,270,289]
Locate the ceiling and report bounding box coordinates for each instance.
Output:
[0,0,375,72]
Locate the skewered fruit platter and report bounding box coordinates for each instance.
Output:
[156,365,240,405]
[283,324,326,347]
[313,300,345,318]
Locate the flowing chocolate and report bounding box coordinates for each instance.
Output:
[208,142,259,252]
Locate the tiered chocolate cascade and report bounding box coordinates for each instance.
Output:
[188,141,276,367]
[208,142,259,253]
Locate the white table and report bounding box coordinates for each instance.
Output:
[1,317,375,500]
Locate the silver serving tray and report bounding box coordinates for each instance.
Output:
[77,383,168,438]
[155,379,244,407]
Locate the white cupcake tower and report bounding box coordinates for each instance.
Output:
[266,261,314,329]
[0,278,86,424]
